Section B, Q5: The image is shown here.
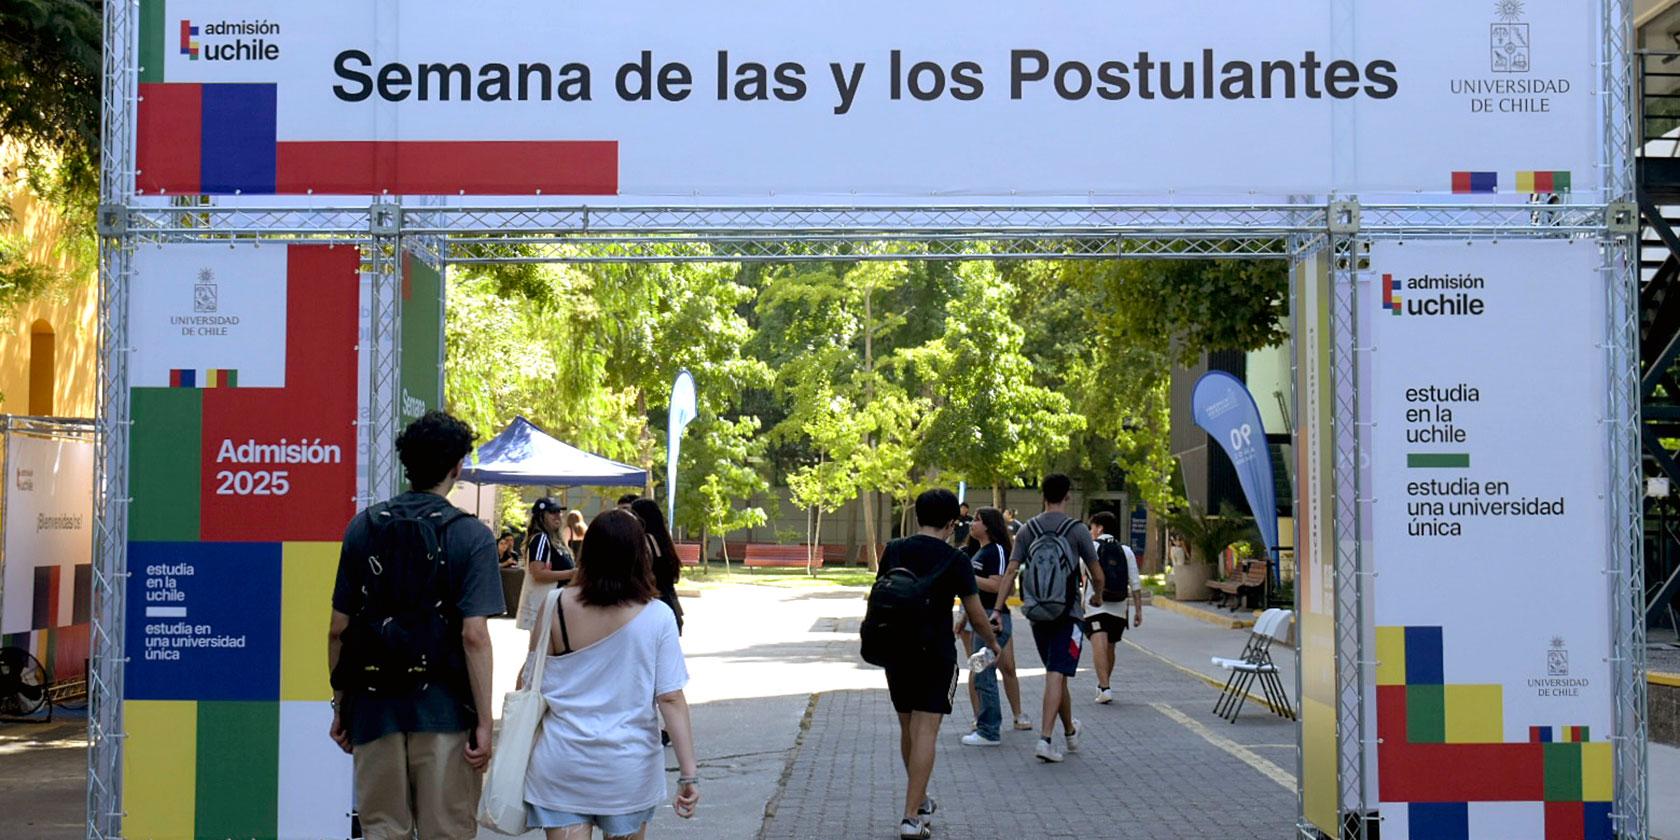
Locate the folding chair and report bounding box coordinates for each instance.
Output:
[1211,609,1296,722]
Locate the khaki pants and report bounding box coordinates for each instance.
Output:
[354,730,481,840]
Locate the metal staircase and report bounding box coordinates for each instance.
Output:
[1637,51,1680,630]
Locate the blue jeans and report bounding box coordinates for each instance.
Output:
[967,612,1013,740]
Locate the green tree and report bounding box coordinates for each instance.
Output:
[681,414,770,568]
[915,260,1085,504]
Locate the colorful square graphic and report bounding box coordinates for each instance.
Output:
[1452,171,1498,194]
[179,19,198,59]
[1377,626,1614,840]
[1382,273,1403,315]
[1517,171,1572,194]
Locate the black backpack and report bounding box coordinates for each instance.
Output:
[860,547,953,668]
[332,499,471,696]
[1096,535,1133,602]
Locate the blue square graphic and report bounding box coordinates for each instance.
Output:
[1404,626,1444,685]
[1469,171,1498,194]
[125,541,282,701]
[1408,802,1469,840]
[200,83,278,194]
[1585,801,1612,840]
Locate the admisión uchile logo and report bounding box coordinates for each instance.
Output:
[1381,272,1487,317]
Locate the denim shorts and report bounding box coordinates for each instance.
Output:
[526,802,657,835]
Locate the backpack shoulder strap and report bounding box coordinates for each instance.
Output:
[1053,517,1078,538]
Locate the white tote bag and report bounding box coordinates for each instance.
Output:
[478,587,561,834]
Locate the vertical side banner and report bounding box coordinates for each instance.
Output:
[1364,241,1612,840]
[1293,248,1341,836]
[125,243,360,840]
[400,253,445,427]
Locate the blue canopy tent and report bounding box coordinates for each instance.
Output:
[460,416,648,487]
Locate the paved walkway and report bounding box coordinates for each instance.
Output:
[760,634,1299,840]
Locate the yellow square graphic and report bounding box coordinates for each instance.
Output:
[1444,684,1503,743]
[1581,741,1613,801]
[281,542,339,701]
[1516,171,1536,193]
[124,700,197,839]
[1375,626,1406,686]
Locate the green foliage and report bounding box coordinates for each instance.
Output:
[0,0,101,196]
[914,259,1085,492]
[684,414,770,540]
[1164,504,1260,568]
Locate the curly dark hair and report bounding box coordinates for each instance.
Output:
[395,410,475,491]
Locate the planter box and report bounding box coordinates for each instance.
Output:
[1172,563,1213,602]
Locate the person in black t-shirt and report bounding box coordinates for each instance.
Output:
[875,489,999,840]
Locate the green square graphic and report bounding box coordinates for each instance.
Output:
[1406,684,1445,744]
[129,388,202,541]
[139,0,165,84]
[196,701,279,839]
[1407,453,1470,469]
[1544,742,1583,802]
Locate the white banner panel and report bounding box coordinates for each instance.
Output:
[2,435,94,635]
[130,245,289,388]
[133,0,1601,200]
[1363,240,1612,839]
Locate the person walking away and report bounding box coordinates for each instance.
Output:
[327,410,502,839]
[617,493,640,510]
[997,473,1105,764]
[517,498,575,630]
[563,509,587,558]
[629,498,685,634]
[956,506,1016,746]
[1084,511,1143,704]
[860,489,1000,839]
[522,509,699,838]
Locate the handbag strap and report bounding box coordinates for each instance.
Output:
[527,588,563,688]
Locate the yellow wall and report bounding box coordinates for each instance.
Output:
[0,154,98,419]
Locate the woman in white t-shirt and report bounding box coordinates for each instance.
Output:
[516,497,574,630]
[521,508,699,839]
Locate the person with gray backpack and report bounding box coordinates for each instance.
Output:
[997,473,1105,764]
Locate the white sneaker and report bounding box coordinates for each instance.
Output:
[899,817,931,839]
[961,731,1001,747]
[1034,738,1064,763]
[1065,719,1082,753]
[1012,716,1035,731]
[1095,687,1113,705]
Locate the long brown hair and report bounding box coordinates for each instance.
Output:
[572,509,658,607]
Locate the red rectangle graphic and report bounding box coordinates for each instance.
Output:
[275,140,618,195]
[136,83,203,194]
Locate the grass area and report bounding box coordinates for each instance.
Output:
[680,563,875,589]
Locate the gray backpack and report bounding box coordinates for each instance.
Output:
[1019,518,1079,622]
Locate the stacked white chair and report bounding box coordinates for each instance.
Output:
[1211,608,1296,723]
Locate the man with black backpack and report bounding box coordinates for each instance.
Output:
[1084,511,1143,705]
[997,473,1105,764]
[860,488,1001,840]
[327,411,502,839]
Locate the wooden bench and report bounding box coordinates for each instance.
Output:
[674,543,702,567]
[743,544,816,569]
[1209,560,1268,610]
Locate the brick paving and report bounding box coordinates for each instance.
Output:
[760,642,1298,839]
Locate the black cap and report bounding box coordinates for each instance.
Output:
[532,497,564,514]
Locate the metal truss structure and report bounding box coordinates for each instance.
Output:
[88,1,1644,839]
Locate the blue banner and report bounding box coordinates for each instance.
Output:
[1190,371,1279,563]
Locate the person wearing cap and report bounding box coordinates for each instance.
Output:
[517,497,576,630]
